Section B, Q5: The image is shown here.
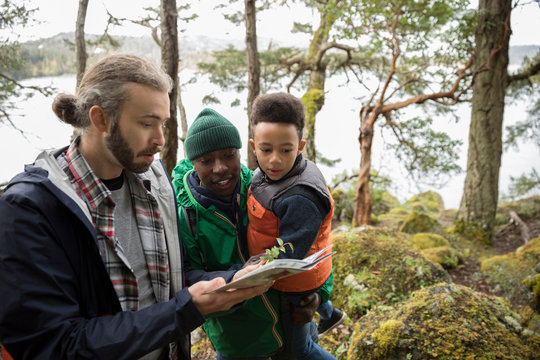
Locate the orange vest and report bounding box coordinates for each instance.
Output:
[247,158,333,293]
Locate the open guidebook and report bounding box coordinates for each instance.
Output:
[206,244,335,293]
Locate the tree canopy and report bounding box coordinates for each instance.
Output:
[0,1,53,133]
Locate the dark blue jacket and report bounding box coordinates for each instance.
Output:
[0,152,235,360]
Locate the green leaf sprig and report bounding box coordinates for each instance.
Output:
[263,238,294,262]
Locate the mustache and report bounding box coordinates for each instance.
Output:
[138,147,162,156]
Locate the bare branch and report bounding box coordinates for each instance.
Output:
[328,171,359,191]
[377,11,401,107]
[0,106,32,142]
[286,70,304,93]
[105,8,162,46]
[509,210,532,244]
[380,54,475,113]
[0,73,54,96]
[383,112,420,170]
[384,77,420,103]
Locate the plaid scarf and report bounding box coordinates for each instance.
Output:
[57,140,170,312]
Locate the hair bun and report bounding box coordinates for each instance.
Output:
[52,93,78,126]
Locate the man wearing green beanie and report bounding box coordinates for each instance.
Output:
[172,108,329,359]
[173,108,284,359]
[184,108,243,161]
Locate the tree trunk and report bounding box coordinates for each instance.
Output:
[300,10,333,163]
[160,0,179,176]
[458,0,511,240]
[353,109,378,225]
[73,0,89,141]
[75,0,88,90]
[245,0,260,170]
[177,88,188,146]
[302,72,325,162]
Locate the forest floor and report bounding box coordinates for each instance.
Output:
[190,214,540,360]
[447,216,540,308]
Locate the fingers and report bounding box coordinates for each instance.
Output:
[225,281,272,300]
[232,263,262,282]
[189,278,272,317]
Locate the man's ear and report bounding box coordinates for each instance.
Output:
[297,139,306,154]
[88,105,110,133]
[249,138,256,153]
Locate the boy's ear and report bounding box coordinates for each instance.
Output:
[88,105,110,133]
[249,138,256,152]
[297,139,306,154]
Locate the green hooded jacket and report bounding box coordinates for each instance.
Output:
[171,159,284,357]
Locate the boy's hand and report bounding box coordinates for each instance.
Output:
[188,278,271,316]
[289,292,321,325]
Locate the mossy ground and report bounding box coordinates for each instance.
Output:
[481,236,540,308]
[191,194,540,359]
[346,283,537,360]
[329,228,451,318]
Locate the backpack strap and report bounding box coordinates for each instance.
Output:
[181,206,207,270]
[182,206,197,237]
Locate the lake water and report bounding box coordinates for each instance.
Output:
[1,73,538,209]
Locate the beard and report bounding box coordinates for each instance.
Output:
[105,122,159,174]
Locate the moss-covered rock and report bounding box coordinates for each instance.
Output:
[403,191,445,214]
[399,211,439,234]
[481,236,540,307]
[346,283,539,360]
[445,218,492,246]
[372,191,401,216]
[421,246,463,269]
[412,233,450,249]
[518,305,540,333]
[523,273,540,313]
[330,228,450,318]
[376,207,409,230]
[331,188,354,223]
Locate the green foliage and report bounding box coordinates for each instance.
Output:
[262,238,293,262]
[501,169,540,202]
[14,38,77,79]
[201,94,220,105]
[330,169,397,224]
[1,0,54,127]
[197,46,248,93]
[384,115,463,187]
[335,0,474,77]
[505,50,540,152]
[214,0,273,26]
[331,0,473,191]
[314,149,341,167]
[196,45,307,105]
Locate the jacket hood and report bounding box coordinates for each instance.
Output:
[4,149,95,228]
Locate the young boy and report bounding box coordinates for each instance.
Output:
[247,92,346,360]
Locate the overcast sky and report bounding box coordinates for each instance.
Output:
[3,0,539,207]
[13,0,540,46]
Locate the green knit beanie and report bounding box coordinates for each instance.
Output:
[184,108,242,160]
